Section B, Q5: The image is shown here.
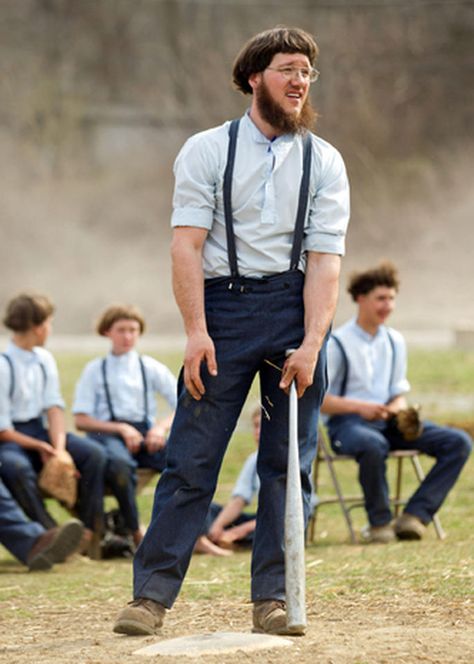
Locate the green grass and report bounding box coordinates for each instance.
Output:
[1,346,473,608]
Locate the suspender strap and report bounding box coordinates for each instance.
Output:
[223,120,313,278]
[332,330,397,398]
[331,335,349,397]
[1,353,47,400]
[138,356,149,422]
[1,353,14,399]
[223,119,240,278]
[101,358,117,421]
[101,356,149,423]
[290,132,313,271]
[387,330,396,392]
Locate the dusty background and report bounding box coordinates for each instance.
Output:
[0,0,473,335]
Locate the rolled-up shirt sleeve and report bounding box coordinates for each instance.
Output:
[304,145,350,256]
[0,358,13,430]
[171,131,220,230]
[72,361,99,416]
[41,352,65,410]
[326,336,345,397]
[231,451,259,505]
[146,358,178,411]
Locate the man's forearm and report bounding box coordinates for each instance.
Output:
[171,229,207,335]
[302,253,341,352]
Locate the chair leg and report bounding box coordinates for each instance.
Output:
[410,455,446,540]
[319,433,358,544]
[307,455,320,543]
[394,456,403,517]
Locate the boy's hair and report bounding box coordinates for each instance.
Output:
[347,261,400,301]
[233,26,319,95]
[96,304,146,336]
[3,293,55,332]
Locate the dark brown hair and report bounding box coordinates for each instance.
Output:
[347,261,400,301]
[232,26,319,95]
[3,293,55,332]
[96,304,146,336]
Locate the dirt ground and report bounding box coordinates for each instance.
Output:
[1,592,473,664]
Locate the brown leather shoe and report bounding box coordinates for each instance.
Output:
[394,512,426,540]
[252,600,305,636]
[113,598,166,635]
[27,519,84,571]
[361,523,395,544]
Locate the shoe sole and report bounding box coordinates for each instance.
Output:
[113,619,158,636]
[252,626,306,637]
[396,530,423,540]
[29,520,84,571]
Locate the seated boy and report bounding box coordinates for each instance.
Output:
[73,304,177,547]
[321,262,472,543]
[193,406,260,557]
[0,475,84,571]
[0,293,107,553]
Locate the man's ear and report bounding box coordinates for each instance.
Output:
[248,72,261,93]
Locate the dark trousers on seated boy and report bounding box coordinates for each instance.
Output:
[90,421,167,533]
[327,414,472,527]
[0,417,106,531]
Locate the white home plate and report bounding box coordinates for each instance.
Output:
[133,631,294,657]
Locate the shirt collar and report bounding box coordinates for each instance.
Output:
[108,349,138,363]
[242,111,297,147]
[7,341,41,363]
[350,318,385,344]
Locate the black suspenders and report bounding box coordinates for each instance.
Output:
[1,353,47,400]
[101,356,149,423]
[223,118,313,279]
[332,332,397,398]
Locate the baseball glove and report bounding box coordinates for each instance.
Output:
[393,405,423,442]
[39,449,78,509]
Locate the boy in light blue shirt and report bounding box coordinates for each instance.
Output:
[0,293,107,554]
[73,304,177,548]
[322,262,472,543]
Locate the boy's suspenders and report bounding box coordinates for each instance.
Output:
[101,356,149,423]
[332,331,396,397]
[1,353,14,399]
[223,118,313,279]
[1,353,47,400]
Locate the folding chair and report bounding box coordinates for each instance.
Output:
[308,423,446,543]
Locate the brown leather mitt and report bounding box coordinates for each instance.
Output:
[39,450,78,509]
[394,405,423,442]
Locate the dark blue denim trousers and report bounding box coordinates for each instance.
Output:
[133,270,328,608]
[91,422,167,532]
[0,477,44,564]
[328,414,472,526]
[0,418,107,531]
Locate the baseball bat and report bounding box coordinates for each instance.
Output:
[284,359,307,631]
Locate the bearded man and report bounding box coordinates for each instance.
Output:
[114,26,350,637]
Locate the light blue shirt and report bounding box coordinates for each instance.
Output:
[73,350,177,425]
[171,113,350,278]
[231,451,259,505]
[327,318,410,403]
[0,342,65,430]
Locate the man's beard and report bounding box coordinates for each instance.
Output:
[255,79,317,134]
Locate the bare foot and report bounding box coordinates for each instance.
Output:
[217,520,256,549]
[194,535,233,557]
